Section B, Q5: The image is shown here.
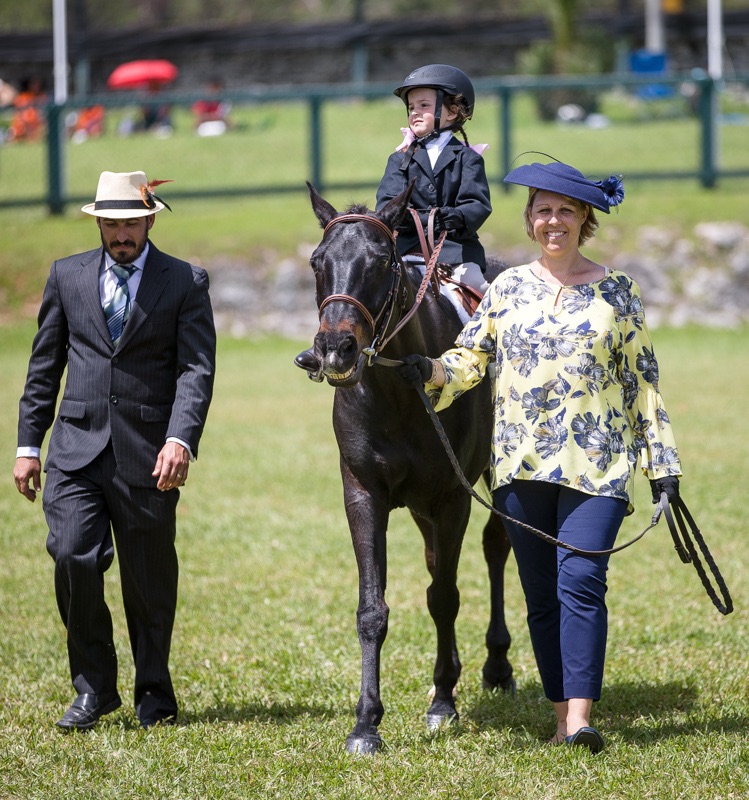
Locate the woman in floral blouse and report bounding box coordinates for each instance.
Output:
[398,160,682,752]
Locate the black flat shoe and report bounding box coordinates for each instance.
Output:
[564,726,605,753]
[56,692,122,731]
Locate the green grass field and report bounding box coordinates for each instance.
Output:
[1,87,748,798]
[0,323,747,799]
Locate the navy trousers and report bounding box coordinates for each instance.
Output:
[493,480,627,702]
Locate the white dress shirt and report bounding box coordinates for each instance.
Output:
[424,129,454,169]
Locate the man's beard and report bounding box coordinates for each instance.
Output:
[101,231,148,263]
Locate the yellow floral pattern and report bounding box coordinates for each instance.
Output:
[430,265,682,512]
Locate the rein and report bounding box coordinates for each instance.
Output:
[404,377,732,615]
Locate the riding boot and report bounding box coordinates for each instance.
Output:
[294,348,324,382]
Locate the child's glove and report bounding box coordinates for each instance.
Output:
[434,207,465,234]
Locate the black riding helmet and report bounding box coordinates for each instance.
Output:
[393,64,476,134]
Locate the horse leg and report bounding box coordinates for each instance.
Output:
[481,508,516,693]
[341,465,390,755]
[412,496,468,730]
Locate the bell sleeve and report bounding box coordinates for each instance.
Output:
[615,278,682,480]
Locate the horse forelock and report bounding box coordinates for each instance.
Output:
[343,202,375,216]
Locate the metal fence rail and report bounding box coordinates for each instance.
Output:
[4,71,749,213]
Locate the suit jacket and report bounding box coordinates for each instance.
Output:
[18,243,216,487]
[375,136,491,268]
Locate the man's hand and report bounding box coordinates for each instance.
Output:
[153,442,190,492]
[14,457,42,502]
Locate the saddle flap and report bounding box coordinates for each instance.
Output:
[437,268,484,317]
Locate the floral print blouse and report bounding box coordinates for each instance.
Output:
[429,265,682,512]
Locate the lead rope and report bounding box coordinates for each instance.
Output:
[409,382,660,558]
[410,382,734,614]
[661,494,733,614]
[408,382,733,614]
[368,350,733,614]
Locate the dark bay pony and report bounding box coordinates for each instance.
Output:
[304,182,514,754]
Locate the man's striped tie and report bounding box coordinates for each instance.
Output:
[103,263,136,345]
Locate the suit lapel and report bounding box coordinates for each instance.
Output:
[432,139,460,176]
[77,248,113,349]
[405,138,460,178]
[117,244,169,350]
[412,147,434,179]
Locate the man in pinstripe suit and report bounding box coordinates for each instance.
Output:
[14,171,216,730]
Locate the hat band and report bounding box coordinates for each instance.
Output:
[94,200,150,210]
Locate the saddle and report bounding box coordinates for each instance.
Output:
[437,266,485,318]
[407,207,486,319]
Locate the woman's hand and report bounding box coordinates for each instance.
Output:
[397,354,433,387]
[650,476,680,504]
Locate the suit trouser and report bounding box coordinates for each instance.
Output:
[43,441,180,722]
[493,480,627,702]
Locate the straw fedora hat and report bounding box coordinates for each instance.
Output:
[81,171,169,218]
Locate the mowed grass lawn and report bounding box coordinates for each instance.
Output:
[0,320,747,799]
[1,88,748,797]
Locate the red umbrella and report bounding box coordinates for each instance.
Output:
[107,60,178,90]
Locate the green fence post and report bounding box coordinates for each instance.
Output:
[698,75,717,189]
[309,96,323,191]
[46,103,66,214]
[499,86,512,192]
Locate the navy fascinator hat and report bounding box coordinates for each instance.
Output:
[504,161,624,214]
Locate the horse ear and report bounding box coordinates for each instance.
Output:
[307,181,338,228]
[378,180,415,232]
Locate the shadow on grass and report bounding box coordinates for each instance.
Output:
[460,678,748,745]
[183,700,338,726]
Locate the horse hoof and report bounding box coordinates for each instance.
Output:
[482,676,517,697]
[345,733,383,755]
[426,701,459,732]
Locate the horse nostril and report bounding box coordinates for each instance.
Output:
[337,335,358,361]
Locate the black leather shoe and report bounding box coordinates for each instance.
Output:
[294,348,324,382]
[56,692,122,731]
[140,715,176,730]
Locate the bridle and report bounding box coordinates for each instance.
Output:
[318,211,445,366]
[318,214,405,363]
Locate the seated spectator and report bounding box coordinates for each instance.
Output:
[192,78,232,136]
[133,81,173,136]
[8,76,46,143]
[70,105,105,143]
[0,77,17,107]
